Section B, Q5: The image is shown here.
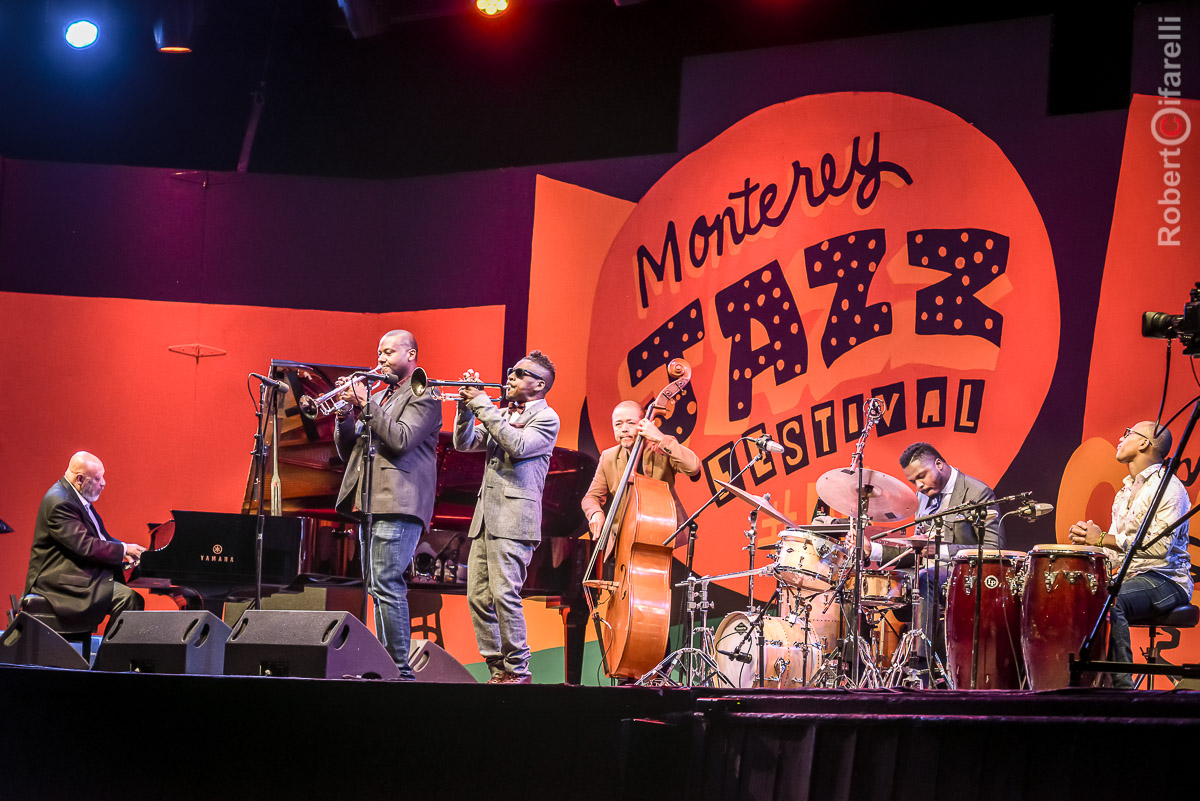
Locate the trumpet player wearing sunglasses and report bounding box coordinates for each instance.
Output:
[333,329,442,681]
[454,351,560,684]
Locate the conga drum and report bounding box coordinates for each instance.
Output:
[944,549,1026,689]
[1020,544,1109,690]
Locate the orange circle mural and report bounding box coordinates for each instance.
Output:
[586,92,1059,587]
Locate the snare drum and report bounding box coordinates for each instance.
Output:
[1020,544,1109,690]
[774,531,848,591]
[713,612,822,688]
[846,569,911,608]
[944,549,1026,689]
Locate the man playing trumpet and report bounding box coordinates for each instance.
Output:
[454,351,560,684]
[333,329,442,681]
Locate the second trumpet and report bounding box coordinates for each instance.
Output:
[411,367,504,403]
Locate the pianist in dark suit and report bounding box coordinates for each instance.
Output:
[454,351,560,684]
[333,329,442,681]
[23,452,146,631]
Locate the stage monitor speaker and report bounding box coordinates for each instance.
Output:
[0,612,89,670]
[409,638,476,683]
[93,611,230,674]
[224,610,400,679]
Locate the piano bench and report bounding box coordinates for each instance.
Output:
[19,594,95,663]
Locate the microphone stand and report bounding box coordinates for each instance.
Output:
[847,398,883,686]
[661,449,766,547]
[357,381,380,623]
[247,375,282,611]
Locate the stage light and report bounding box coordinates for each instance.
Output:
[63,18,99,48]
[153,0,196,53]
[475,0,509,17]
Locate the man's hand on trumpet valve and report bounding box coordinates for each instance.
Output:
[458,369,486,403]
[337,375,368,409]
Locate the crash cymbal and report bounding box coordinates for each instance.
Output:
[877,535,936,547]
[715,480,800,529]
[815,467,918,522]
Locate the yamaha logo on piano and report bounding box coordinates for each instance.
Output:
[201,543,233,563]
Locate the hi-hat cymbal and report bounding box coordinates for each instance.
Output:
[715,480,800,529]
[815,467,918,522]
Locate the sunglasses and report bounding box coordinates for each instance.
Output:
[508,366,545,382]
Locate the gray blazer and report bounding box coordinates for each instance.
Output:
[334,379,442,529]
[453,396,560,542]
[882,469,1004,567]
[24,477,126,629]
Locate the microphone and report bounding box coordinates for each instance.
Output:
[1018,501,1054,520]
[751,434,785,454]
[357,371,402,385]
[717,648,753,663]
[250,373,288,393]
[865,396,885,421]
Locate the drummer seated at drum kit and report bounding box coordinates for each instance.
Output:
[867,442,1004,677]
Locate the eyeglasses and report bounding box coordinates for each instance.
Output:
[508,366,545,382]
[1123,427,1153,444]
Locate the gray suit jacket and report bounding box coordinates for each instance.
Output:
[453,396,560,542]
[882,469,1004,567]
[334,378,442,529]
[24,477,127,629]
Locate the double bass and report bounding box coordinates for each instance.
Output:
[583,359,691,680]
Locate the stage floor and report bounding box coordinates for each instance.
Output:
[2,665,1199,801]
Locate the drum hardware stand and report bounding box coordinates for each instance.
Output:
[1071,398,1200,687]
[637,571,754,688]
[841,397,886,686]
[881,543,948,688]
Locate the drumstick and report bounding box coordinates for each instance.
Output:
[879,552,906,570]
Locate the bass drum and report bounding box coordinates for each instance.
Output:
[713,612,821,689]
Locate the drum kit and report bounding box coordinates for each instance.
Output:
[640,465,1101,691]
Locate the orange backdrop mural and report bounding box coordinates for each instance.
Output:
[579,92,1060,588]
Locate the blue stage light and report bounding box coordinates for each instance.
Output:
[64,19,99,49]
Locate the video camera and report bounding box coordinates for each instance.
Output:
[1143,282,1200,356]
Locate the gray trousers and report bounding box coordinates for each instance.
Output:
[467,530,537,676]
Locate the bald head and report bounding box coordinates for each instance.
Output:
[377,329,419,381]
[65,451,106,503]
[1135,420,1173,461]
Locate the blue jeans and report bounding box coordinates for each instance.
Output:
[361,517,423,681]
[1108,571,1189,688]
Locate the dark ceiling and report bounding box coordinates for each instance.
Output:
[0,0,1134,179]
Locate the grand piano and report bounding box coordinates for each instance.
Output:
[135,359,598,682]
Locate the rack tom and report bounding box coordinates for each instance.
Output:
[1020,544,1109,690]
[945,549,1026,689]
[773,531,848,591]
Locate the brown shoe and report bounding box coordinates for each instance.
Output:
[508,674,532,684]
[486,672,511,684]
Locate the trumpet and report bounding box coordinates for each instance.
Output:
[297,373,374,419]
[411,367,505,403]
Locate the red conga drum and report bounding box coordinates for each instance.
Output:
[945,549,1026,689]
[1020,544,1109,689]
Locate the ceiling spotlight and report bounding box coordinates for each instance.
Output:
[63,18,99,48]
[154,0,197,53]
[475,0,509,16]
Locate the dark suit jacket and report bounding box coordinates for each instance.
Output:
[334,378,443,529]
[881,469,1004,567]
[453,396,560,542]
[23,477,127,629]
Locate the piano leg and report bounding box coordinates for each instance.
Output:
[562,602,588,685]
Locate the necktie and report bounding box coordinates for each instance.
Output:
[926,492,942,516]
[84,503,108,541]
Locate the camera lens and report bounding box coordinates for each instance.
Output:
[1142,311,1180,340]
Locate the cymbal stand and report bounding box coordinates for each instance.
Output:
[718,585,782,688]
[744,505,762,613]
[637,573,735,688]
[882,539,951,688]
[846,397,884,686]
[823,564,884,688]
